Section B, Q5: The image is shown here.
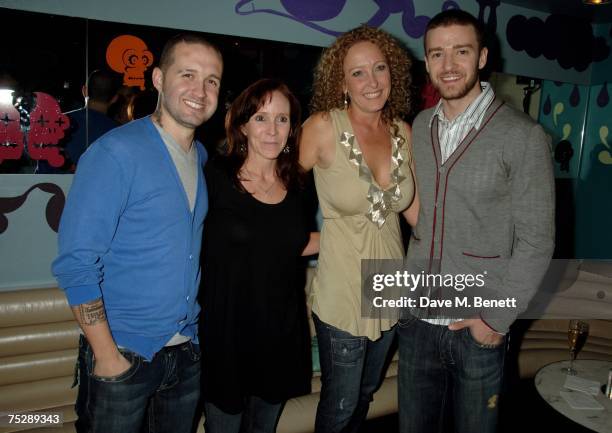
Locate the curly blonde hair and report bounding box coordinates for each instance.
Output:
[311,25,412,127]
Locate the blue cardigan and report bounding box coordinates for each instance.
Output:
[53,116,208,360]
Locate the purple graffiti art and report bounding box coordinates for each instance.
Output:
[235,0,459,39]
[280,0,346,21]
[235,0,345,36]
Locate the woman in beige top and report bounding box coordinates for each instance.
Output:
[300,25,418,433]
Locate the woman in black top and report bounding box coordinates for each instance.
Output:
[201,79,319,433]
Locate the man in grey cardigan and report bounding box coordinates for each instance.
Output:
[398,9,555,433]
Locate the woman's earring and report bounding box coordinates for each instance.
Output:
[344,92,348,109]
[283,145,290,154]
[240,143,247,154]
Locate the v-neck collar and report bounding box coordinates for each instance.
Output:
[430,98,505,169]
[340,114,406,192]
[337,110,408,228]
[145,116,203,216]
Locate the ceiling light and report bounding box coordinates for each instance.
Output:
[583,0,611,5]
[0,89,14,105]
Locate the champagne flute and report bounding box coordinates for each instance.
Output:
[562,320,589,375]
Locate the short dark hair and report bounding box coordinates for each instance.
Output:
[158,33,222,72]
[86,69,120,103]
[225,78,304,191]
[425,9,485,51]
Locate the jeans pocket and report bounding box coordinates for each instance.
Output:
[397,316,418,330]
[331,337,365,367]
[183,342,201,362]
[90,349,141,383]
[464,328,504,350]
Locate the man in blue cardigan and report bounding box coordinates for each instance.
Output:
[53,33,223,433]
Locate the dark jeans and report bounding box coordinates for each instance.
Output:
[203,397,283,433]
[313,314,395,433]
[397,318,506,433]
[74,335,201,433]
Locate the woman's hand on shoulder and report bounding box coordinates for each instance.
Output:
[300,112,335,171]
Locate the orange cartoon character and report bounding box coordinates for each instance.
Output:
[106,35,154,90]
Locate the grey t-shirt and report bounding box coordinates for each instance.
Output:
[154,123,198,346]
[154,123,197,212]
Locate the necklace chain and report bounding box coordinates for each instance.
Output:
[241,168,277,196]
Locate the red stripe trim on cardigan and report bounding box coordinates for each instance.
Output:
[437,100,506,267]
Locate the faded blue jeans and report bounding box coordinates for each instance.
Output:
[313,314,395,433]
[397,317,506,433]
[74,335,201,433]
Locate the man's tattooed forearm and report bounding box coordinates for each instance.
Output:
[77,299,107,326]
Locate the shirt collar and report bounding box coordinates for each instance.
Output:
[429,82,495,129]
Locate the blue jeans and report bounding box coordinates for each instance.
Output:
[313,314,395,433]
[397,318,506,433]
[74,335,201,433]
[204,397,282,433]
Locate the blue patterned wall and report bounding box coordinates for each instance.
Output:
[575,82,612,259]
[539,82,588,179]
[539,80,612,258]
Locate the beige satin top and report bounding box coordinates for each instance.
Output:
[311,108,415,340]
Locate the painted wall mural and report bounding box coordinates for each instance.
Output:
[233,0,503,43]
[539,79,612,259]
[0,91,70,168]
[583,83,612,172]
[539,81,612,175]
[106,35,154,90]
[0,175,72,290]
[538,81,588,179]
[0,183,65,234]
[595,83,611,166]
[597,125,611,165]
[1,0,607,84]
[506,14,609,72]
[234,0,460,38]
[575,81,612,259]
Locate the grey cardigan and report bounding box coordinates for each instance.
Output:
[407,99,555,333]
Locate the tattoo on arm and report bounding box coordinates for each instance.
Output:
[77,299,107,326]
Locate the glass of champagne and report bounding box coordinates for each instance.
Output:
[563,320,589,375]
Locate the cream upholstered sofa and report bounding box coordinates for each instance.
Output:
[0,267,398,433]
[1,262,612,433]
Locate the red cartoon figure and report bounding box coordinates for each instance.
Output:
[0,90,25,165]
[28,92,69,168]
[106,35,154,90]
